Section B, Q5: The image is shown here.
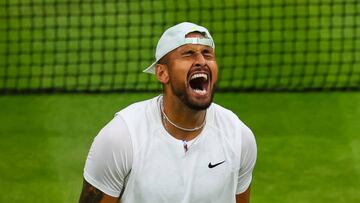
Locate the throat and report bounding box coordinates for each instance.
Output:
[160,96,206,134]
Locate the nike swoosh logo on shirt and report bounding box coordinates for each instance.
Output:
[208,160,225,168]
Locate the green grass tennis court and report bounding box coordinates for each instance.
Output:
[1,0,359,202]
[0,92,359,202]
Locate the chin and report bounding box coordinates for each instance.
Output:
[186,100,212,111]
[181,88,215,111]
[171,79,217,111]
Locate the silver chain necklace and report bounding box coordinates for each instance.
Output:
[160,97,206,132]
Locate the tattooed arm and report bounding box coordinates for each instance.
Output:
[79,179,120,203]
[236,187,250,203]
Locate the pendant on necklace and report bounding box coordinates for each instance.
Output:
[183,140,188,152]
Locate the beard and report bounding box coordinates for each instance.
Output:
[171,83,216,111]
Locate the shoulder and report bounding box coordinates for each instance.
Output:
[115,96,159,122]
[209,103,247,130]
[209,102,256,151]
[112,96,161,151]
[90,97,158,150]
[93,114,131,150]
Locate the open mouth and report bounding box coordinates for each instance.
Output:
[188,72,210,95]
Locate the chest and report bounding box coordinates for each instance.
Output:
[124,132,239,202]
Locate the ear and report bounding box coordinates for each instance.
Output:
[155,63,169,84]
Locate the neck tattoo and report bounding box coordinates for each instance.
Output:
[160,97,206,132]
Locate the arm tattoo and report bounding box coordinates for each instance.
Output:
[79,179,105,203]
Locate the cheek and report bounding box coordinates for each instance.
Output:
[168,69,188,87]
[211,63,219,83]
[169,61,191,81]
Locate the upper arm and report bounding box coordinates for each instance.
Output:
[83,115,133,198]
[235,187,250,203]
[79,179,120,203]
[236,125,257,194]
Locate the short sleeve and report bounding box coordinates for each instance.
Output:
[236,125,257,194]
[83,115,133,197]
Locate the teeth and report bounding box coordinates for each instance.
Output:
[190,73,208,81]
[193,89,207,95]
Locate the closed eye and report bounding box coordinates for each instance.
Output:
[202,50,214,59]
[182,50,194,57]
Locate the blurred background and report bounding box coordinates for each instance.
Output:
[0,0,359,202]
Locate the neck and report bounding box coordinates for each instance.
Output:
[161,94,206,141]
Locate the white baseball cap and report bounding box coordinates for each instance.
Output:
[143,22,215,74]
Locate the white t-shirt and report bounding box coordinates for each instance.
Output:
[84,95,257,203]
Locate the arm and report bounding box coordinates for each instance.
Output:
[235,187,250,203]
[80,115,132,203]
[79,179,120,203]
[236,124,257,202]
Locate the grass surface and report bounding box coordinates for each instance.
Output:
[0,92,359,202]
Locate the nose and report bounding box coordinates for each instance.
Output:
[194,52,206,67]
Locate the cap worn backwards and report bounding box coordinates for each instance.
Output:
[143,22,215,74]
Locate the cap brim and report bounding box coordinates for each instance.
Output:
[143,61,157,74]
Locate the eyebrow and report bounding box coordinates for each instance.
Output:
[202,48,214,52]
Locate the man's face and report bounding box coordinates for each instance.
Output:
[164,34,218,110]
